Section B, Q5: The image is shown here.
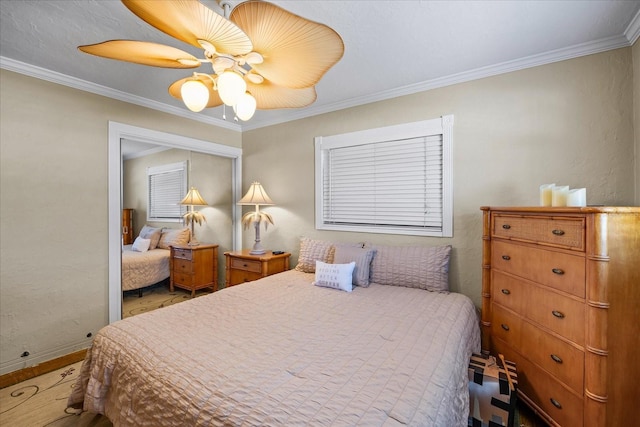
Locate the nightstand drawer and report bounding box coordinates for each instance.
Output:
[229,269,261,285]
[230,257,262,273]
[172,248,193,260]
[173,258,194,273]
[172,272,194,286]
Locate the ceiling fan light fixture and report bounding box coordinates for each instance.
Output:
[234,92,257,121]
[217,70,247,106]
[181,79,210,112]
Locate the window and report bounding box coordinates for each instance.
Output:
[315,115,453,237]
[147,161,187,222]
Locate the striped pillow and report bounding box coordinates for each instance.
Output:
[333,245,376,287]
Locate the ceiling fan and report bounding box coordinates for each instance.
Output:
[78,0,344,121]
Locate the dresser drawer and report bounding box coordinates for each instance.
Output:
[526,285,585,346]
[491,304,523,349]
[172,258,194,274]
[491,270,527,314]
[520,321,584,394]
[492,240,585,298]
[172,248,193,260]
[493,339,584,427]
[230,257,262,273]
[492,214,585,251]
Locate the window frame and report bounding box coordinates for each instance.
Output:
[314,115,453,237]
[146,161,188,222]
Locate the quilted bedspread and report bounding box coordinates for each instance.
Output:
[69,270,480,426]
[121,246,170,291]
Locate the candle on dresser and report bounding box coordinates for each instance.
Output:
[551,185,569,207]
[567,188,586,207]
[539,184,555,207]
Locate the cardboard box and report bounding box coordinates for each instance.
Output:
[468,353,518,427]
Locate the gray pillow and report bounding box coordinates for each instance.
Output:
[139,225,162,249]
[333,245,376,287]
[368,244,452,292]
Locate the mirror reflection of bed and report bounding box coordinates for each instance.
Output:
[120,140,233,318]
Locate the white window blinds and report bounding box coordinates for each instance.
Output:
[315,115,453,237]
[147,161,187,222]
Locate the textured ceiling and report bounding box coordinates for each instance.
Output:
[1,0,639,131]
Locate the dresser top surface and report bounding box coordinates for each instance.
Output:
[481,206,639,214]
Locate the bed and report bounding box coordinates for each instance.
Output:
[69,241,480,426]
[121,226,191,293]
[121,244,170,292]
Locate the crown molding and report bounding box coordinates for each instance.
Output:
[0,56,242,132]
[243,34,632,130]
[1,30,633,133]
[625,8,640,45]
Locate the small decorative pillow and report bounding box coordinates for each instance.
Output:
[131,237,151,253]
[157,228,190,249]
[294,237,335,273]
[139,225,162,249]
[333,245,376,287]
[368,244,452,292]
[313,261,356,292]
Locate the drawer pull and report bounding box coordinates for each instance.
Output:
[552,229,565,236]
[551,268,564,275]
[550,398,563,409]
[552,310,565,319]
[501,324,510,331]
[550,354,563,364]
[243,264,248,267]
[502,224,511,230]
[501,255,511,261]
[501,289,511,295]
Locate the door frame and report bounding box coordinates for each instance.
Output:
[108,121,242,323]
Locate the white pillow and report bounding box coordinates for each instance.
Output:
[313,261,355,292]
[131,237,151,253]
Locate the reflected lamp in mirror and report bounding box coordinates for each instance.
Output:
[180,186,208,246]
[238,182,275,255]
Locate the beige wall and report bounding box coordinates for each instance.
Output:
[242,47,636,306]
[0,46,636,375]
[0,69,241,374]
[634,40,640,204]
[123,148,234,285]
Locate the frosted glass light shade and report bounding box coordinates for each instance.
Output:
[181,80,210,112]
[217,71,246,106]
[234,92,257,121]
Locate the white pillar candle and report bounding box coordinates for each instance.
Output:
[552,185,569,207]
[540,184,555,207]
[567,188,586,207]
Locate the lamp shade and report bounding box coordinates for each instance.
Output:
[238,182,274,205]
[180,187,208,206]
[181,80,210,112]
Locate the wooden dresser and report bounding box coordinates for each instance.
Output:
[170,244,219,297]
[224,250,290,287]
[481,207,639,427]
[122,208,134,245]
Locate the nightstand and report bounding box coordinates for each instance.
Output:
[170,244,219,297]
[224,250,291,287]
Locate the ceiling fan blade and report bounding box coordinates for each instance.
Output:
[230,1,344,89]
[168,75,223,108]
[121,0,252,55]
[247,80,317,110]
[79,40,201,68]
